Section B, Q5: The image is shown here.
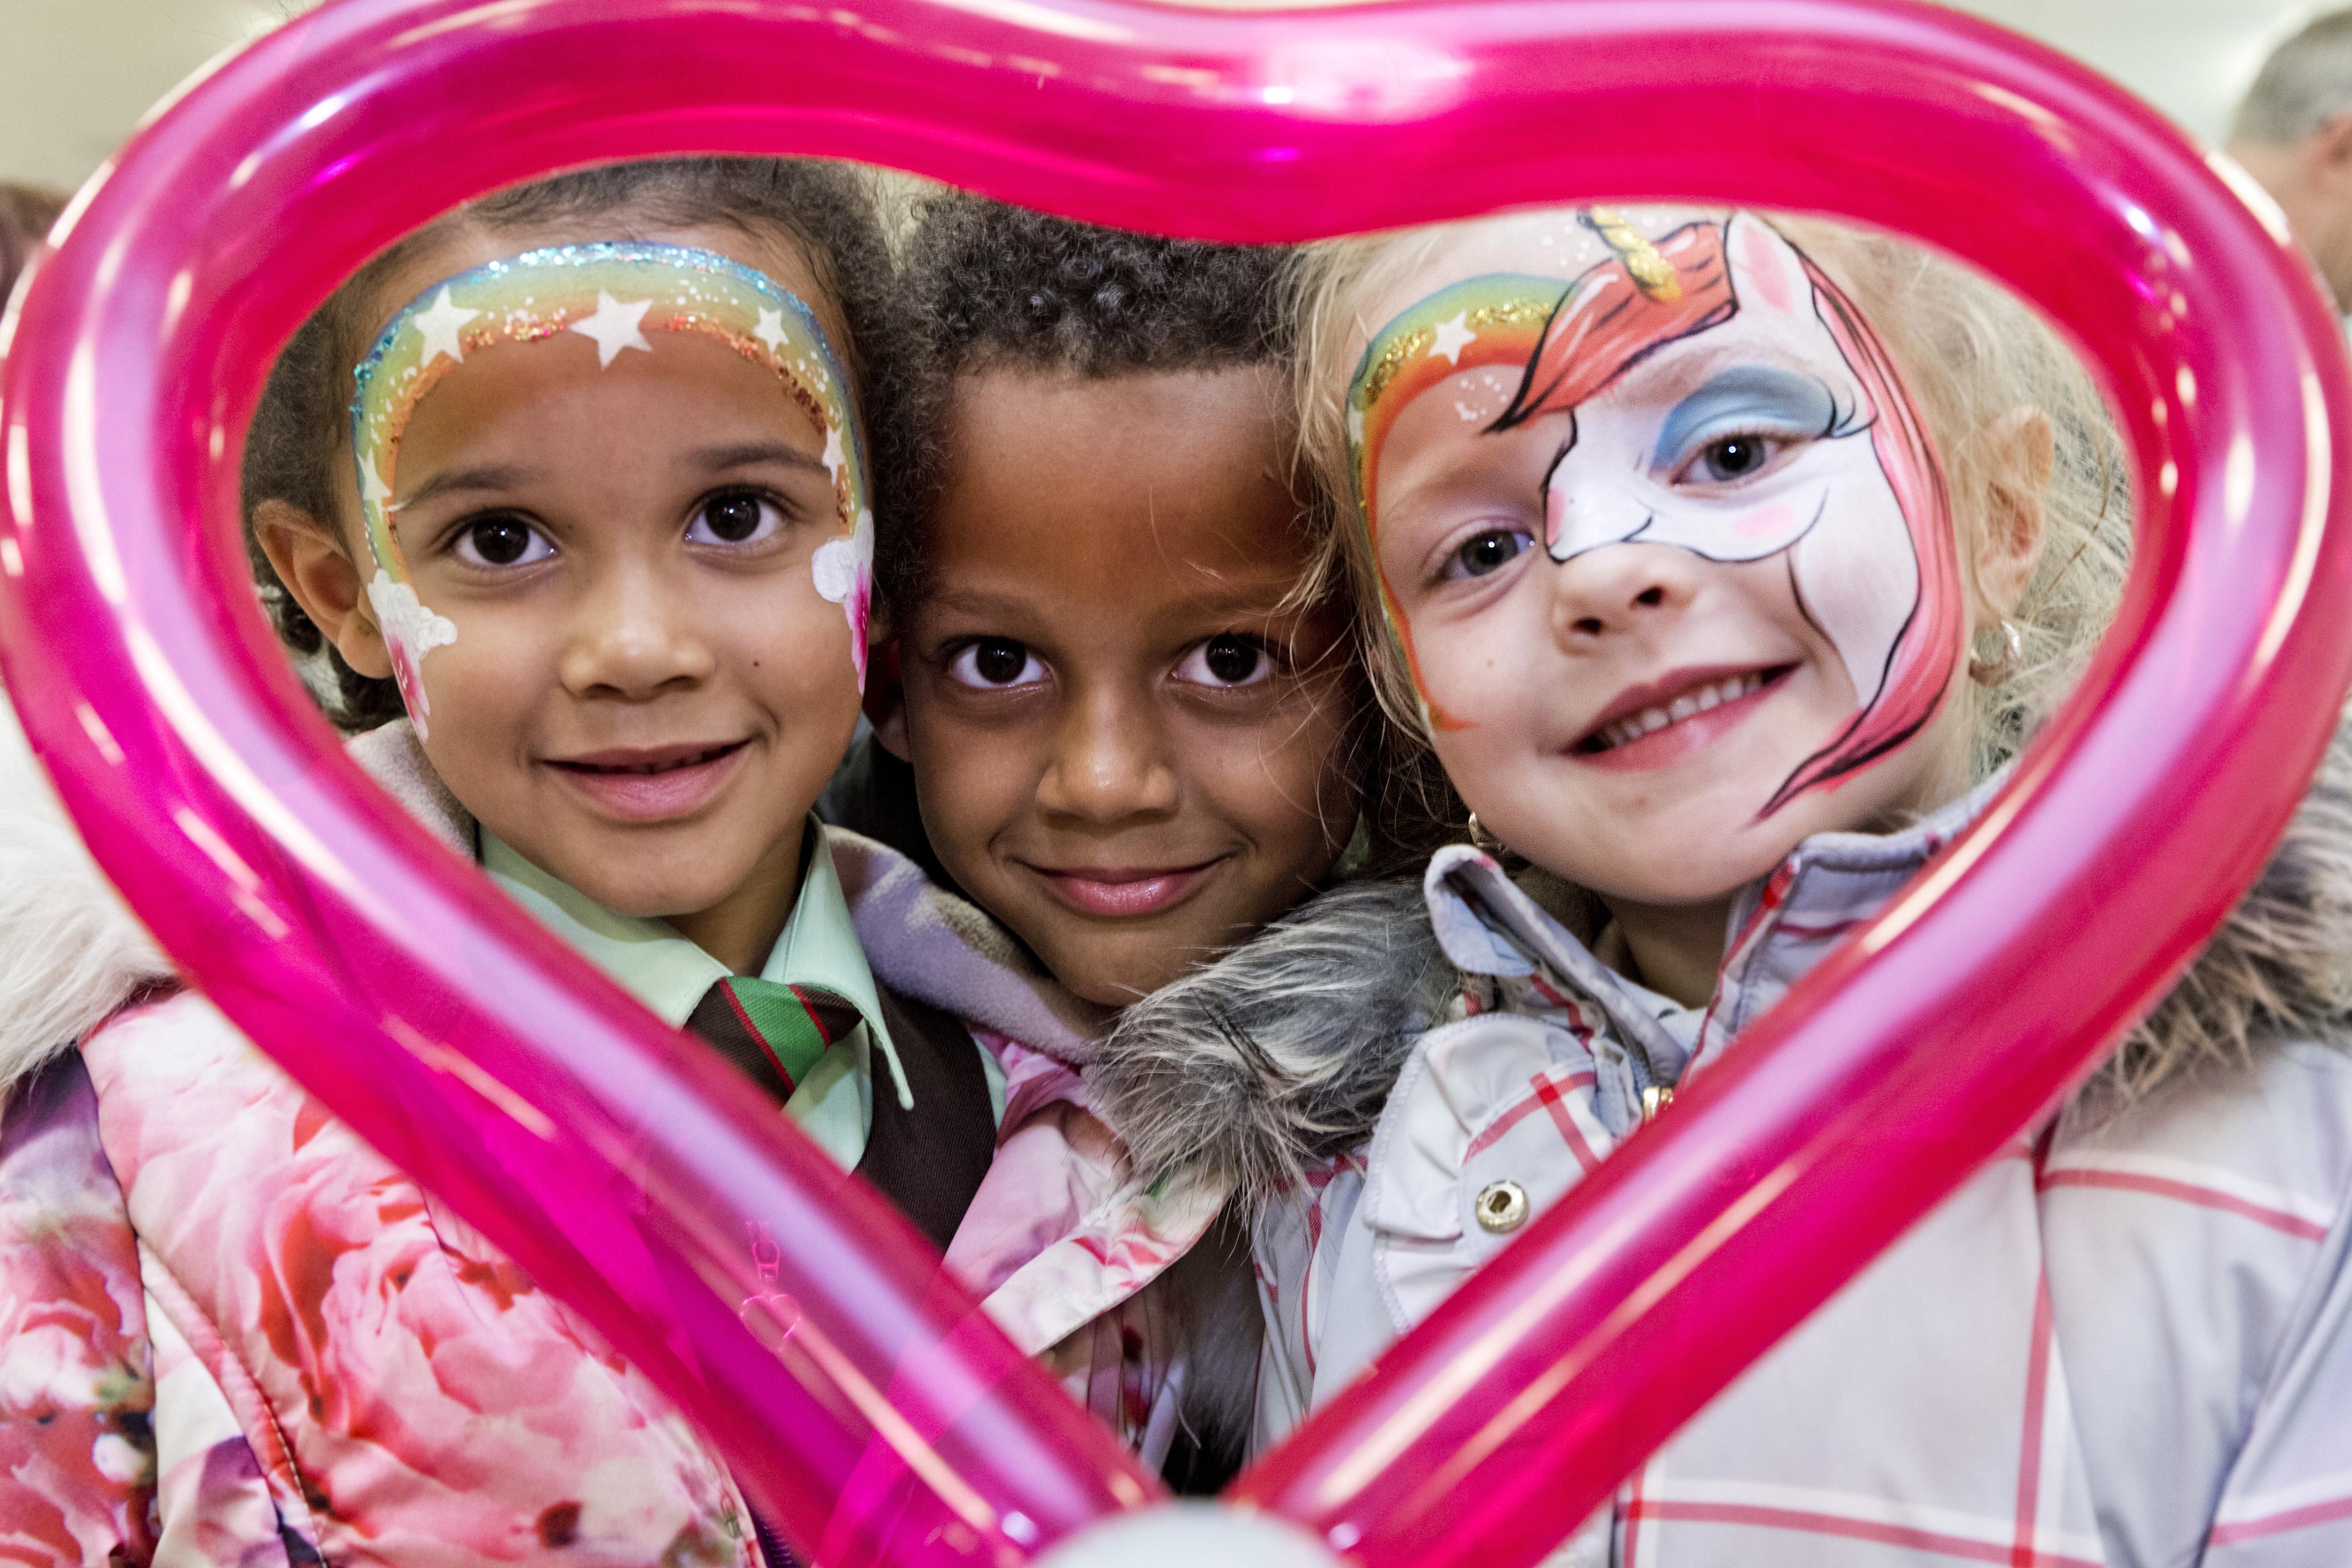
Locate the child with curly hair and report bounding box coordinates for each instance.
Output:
[828,196,1389,1488]
[852,195,1373,1003]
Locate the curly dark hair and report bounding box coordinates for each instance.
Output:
[0,183,69,309]
[882,195,1290,616]
[241,156,905,731]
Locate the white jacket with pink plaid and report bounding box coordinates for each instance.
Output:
[1103,745,2352,1567]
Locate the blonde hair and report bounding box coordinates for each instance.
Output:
[1288,210,2132,814]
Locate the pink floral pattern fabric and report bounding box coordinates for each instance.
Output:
[953,1031,1222,1462]
[0,1001,1209,1558]
[36,993,762,1566]
[0,1055,157,1566]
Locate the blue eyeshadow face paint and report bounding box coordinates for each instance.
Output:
[1650,365,1841,472]
[1531,214,1955,809]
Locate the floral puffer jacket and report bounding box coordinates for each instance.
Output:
[1103,746,2352,1567]
[0,721,1247,1565]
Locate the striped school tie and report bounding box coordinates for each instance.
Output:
[686,976,862,1101]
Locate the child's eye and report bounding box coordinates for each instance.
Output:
[1677,432,1788,485]
[1662,428,1812,489]
[1173,633,1273,689]
[1651,366,1835,489]
[946,638,1047,690]
[1444,529,1536,581]
[453,515,554,568]
[687,490,788,546]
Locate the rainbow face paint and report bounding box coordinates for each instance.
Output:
[1347,209,1959,815]
[350,242,874,736]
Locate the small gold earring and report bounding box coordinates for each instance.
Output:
[1467,812,1503,853]
[1969,618,2024,687]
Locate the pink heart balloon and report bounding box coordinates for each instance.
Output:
[1,2,2347,1566]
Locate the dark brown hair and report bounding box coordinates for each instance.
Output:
[241,156,905,730]
[882,194,1290,617]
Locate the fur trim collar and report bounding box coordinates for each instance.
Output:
[1101,722,2352,1207]
[0,717,470,1099]
[0,701,172,1098]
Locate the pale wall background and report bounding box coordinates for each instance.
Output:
[0,0,2330,194]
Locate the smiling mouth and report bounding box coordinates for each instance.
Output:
[544,741,750,822]
[1576,666,1793,755]
[551,742,747,775]
[1022,859,1229,919]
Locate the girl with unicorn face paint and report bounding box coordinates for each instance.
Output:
[1340,207,2019,979]
[1099,208,2352,1560]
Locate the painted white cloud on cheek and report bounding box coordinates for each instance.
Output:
[366,570,458,740]
[810,507,874,689]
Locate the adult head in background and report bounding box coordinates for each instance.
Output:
[2230,9,2352,310]
[0,183,69,312]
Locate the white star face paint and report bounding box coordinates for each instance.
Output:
[347,241,877,739]
[568,288,654,367]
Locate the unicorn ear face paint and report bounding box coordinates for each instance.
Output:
[1351,208,1970,905]
[331,233,872,930]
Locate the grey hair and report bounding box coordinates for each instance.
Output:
[2233,10,2352,145]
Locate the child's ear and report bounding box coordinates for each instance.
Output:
[253,499,394,681]
[863,633,912,761]
[2309,110,2352,187]
[1973,404,2054,619]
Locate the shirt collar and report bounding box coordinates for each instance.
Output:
[1425,765,2019,1080]
[479,818,904,1101]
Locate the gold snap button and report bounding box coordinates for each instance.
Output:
[1475,1179,1530,1234]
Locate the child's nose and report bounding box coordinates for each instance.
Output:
[1547,543,1700,647]
[559,566,717,698]
[1034,684,1179,824]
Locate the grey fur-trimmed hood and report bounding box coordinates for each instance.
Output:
[1098,720,2352,1210]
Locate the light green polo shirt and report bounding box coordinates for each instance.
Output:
[482,819,1002,1170]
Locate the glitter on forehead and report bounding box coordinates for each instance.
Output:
[348,241,867,581]
[1355,295,1554,416]
[1340,273,1566,731]
[1346,276,1565,534]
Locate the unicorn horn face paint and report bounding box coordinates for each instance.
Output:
[1350,208,1969,905]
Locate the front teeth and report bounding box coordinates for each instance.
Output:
[1595,671,1767,751]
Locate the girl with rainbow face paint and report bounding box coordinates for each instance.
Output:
[0,172,1269,1562]
[262,222,877,960]
[1344,207,2046,987]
